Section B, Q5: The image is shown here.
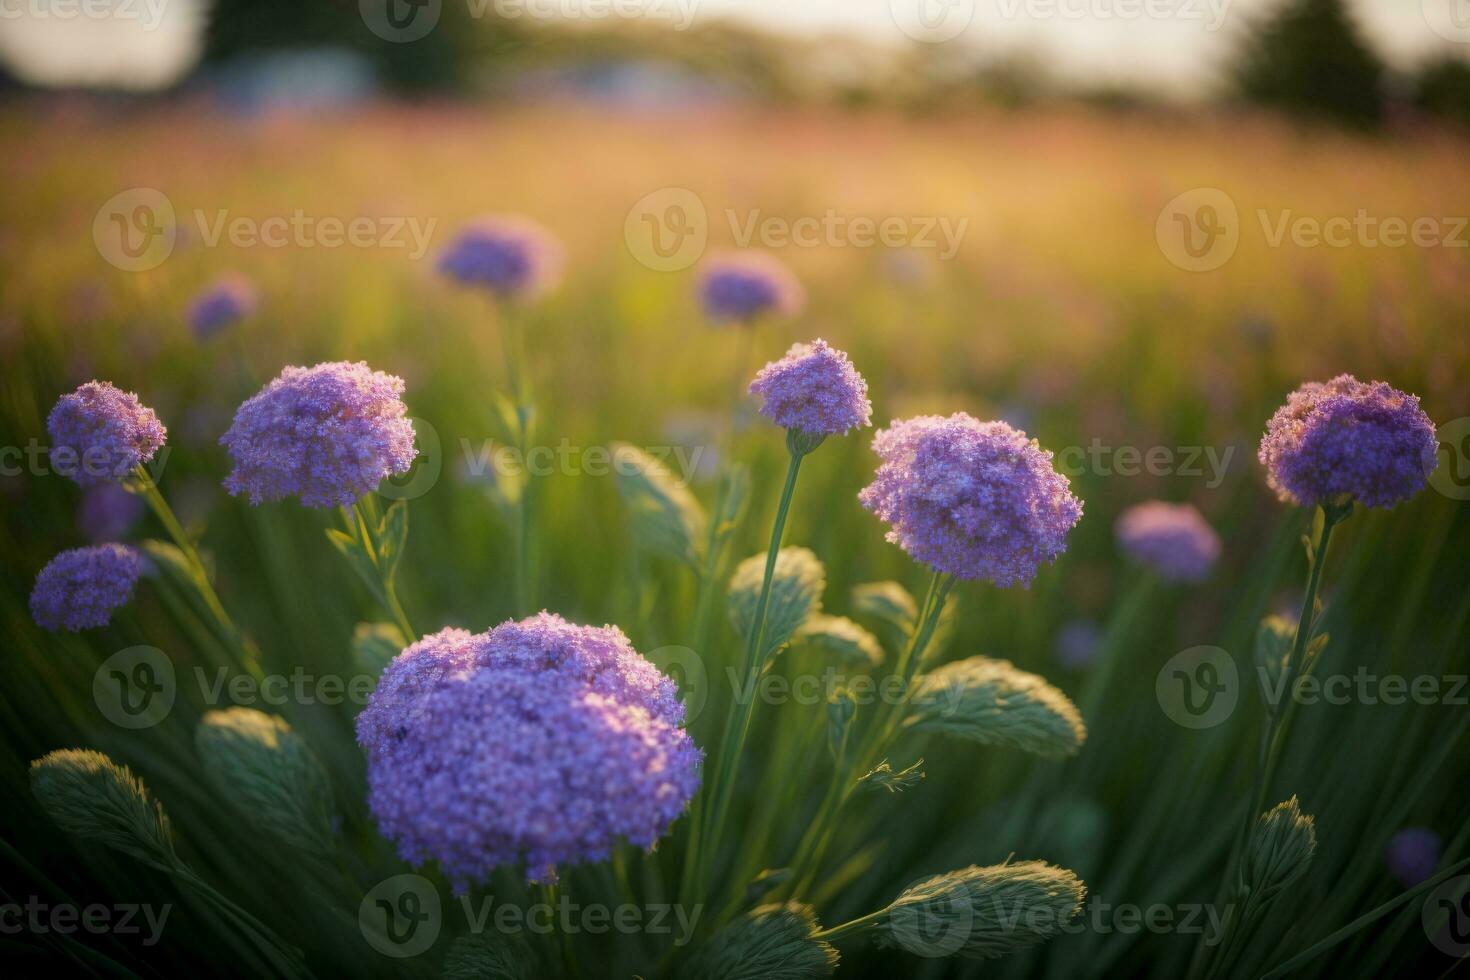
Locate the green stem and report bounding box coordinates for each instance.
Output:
[347,502,416,643]
[782,571,954,903]
[499,302,536,615]
[692,448,804,904]
[134,466,264,682]
[811,907,889,942]
[1192,504,1344,980]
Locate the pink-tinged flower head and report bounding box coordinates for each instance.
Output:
[437,215,563,300]
[31,544,144,631]
[1115,501,1221,583]
[1386,827,1440,887]
[1259,375,1437,509]
[188,275,257,340]
[749,339,872,436]
[221,361,417,508]
[859,414,1083,587]
[356,613,701,891]
[47,382,166,487]
[698,251,804,324]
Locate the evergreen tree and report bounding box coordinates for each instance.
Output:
[1232,0,1385,127]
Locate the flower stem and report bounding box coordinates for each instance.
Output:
[499,302,536,615]
[347,501,416,643]
[133,466,264,682]
[690,446,804,906]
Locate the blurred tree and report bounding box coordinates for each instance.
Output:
[1231,0,1385,128]
[1412,57,1470,129]
[201,0,524,92]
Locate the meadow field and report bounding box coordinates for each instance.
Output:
[1,102,1468,978]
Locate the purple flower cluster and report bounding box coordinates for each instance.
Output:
[748,339,872,436]
[697,251,804,324]
[78,484,145,542]
[47,382,166,487]
[1115,501,1221,583]
[221,361,417,508]
[1259,375,1437,509]
[30,544,144,632]
[859,414,1083,587]
[1386,827,1441,887]
[356,613,701,890]
[188,276,257,340]
[437,216,564,300]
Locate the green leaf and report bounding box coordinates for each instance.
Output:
[851,581,917,634]
[712,463,751,547]
[906,656,1086,759]
[728,547,825,659]
[680,903,838,980]
[30,749,176,869]
[796,615,885,668]
[353,622,408,681]
[442,930,538,980]
[1253,615,1296,708]
[195,708,337,855]
[1245,796,1317,902]
[325,527,387,606]
[611,442,707,569]
[858,758,926,795]
[378,499,409,585]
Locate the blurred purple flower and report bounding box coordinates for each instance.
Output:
[30,544,144,632]
[356,613,700,890]
[697,250,804,324]
[748,339,872,436]
[47,382,166,487]
[221,361,417,508]
[1115,501,1221,583]
[859,414,1083,587]
[1056,619,1102,670]
[78,484,145,542]
[1386,827,1441,887]
[188,275,257,340]
[1259,375,1437,509]
[437,215,563,300]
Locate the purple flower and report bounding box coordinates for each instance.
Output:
[748,339,872,436]
[47,382,166,487]
[1115,501,1221,583]
[1386,827,1441,887]
[697,251,804,324]
[356,614,700,890]
[859,414,1083,587]
[1056,619,1102,670]
[30,544,144,631]
[1259,375,1437,509]
[188,275,257,340]
[221,361,417,508]
[78,484,145,542]
[437,216,563,300]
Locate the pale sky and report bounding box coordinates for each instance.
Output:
[0,0,1464,92]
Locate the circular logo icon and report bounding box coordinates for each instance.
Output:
[93,188,176,272]
[645,645,709,723]
[1156,188,1239,272]
[1423,875,1470,956]
[890,0,975,43]
[885,879,973,957]
[1429,416,1470,501]
[379,416,443,501]
[360,0,441,43]
[93,646,176,729]
[359,874,441,958]
[1156,645,1238,729]
[624,187,708,272]
[1423,0,1470,44]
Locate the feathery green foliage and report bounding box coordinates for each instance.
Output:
[905,656,1086,759]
